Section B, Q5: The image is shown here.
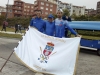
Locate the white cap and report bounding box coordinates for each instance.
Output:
[58,9,63,12]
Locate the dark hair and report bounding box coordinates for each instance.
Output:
[34,10,42,14]
[32,14,37,17]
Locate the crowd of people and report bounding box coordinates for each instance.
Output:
[1,21,22,34]
[30,9,80,38]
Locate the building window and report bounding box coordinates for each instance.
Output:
[25,6,27,8]
[27,10,29,12]
[50,4,53,7]
[24,9,26,11]
[28,6,30,8]
[45,12,48,14]
[19,7,21,9]
[31,6,33,8]
[15,10,17,12]
[46,8,48,10]
[46,4,49,6]
[79,11,81,13]
[9,10,12,12]
[50,9,52,11]
[40,7,44,9]
[41,2,44,5]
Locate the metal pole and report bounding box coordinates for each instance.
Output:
[5,0,9,21]
[0,50,14,72]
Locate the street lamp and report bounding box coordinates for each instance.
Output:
[6,0,9,20]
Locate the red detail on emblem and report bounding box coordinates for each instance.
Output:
[43,50,52,56]
[47,42,54,46]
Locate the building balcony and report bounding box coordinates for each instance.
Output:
[34,4,38,7]
[13,4,23,7]
[14,12,22,15]
[13,7,23,10]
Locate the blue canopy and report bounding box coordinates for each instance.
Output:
[68,21,100,30]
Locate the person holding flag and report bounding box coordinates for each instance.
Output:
[55,10,80,38]
[30,10,45,33]
[44,14,55,36]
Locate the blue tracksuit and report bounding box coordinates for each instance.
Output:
[30,17,45,32]
[44,21,55,36]
[30,18,34,26]
[55,18,77,38]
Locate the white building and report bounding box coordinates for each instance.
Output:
[70,5,86,16]
[57,1,86,16]
[0,6,6,15]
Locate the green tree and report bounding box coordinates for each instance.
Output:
[63,9,70,16]
[0,15,6,26]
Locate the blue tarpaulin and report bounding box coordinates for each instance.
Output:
[68,21,100,30]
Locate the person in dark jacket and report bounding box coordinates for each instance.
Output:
[1,21,8,32]
[15,24,18,33]
[18,25,22,33]
[67,16,72,22]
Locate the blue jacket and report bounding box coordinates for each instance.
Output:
[30,17,45,32]
[30,18,34,26]
[55,18,77,38]
[44,21,55,36]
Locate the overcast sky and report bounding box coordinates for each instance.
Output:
[0,0,100,9]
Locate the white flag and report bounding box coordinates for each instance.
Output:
[14,27,81,75]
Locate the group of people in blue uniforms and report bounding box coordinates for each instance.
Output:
[30,10,80,38]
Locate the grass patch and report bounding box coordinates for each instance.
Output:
[0,26,25,33]
[71,35,100,40]
[0,33,22,38]
[76,30,100,37]
[0,26,14,32]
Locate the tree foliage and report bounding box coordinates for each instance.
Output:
[63,9,70,16]
[0,16,31,27]
[0,16,6,26]
[72,14,100,21]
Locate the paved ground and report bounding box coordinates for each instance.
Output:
[0,38,100,75]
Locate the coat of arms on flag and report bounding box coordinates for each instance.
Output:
[38,42,56,63]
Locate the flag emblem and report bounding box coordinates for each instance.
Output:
[38,42,56,63]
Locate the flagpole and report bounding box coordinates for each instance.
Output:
[0,50,14,72]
